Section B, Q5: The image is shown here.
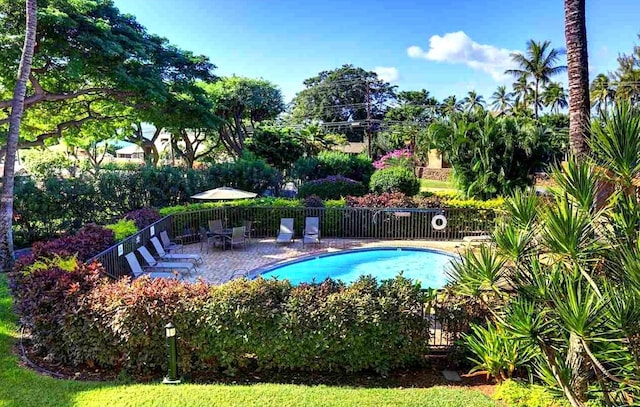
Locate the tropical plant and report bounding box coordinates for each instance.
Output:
[450,104,640,406]
[441,95,463,116]
[369,167,420,196]
[542,82,568,114]
[512,74,533,113]
[506,40,567,119]
[463,90,486,114]
[564,0,590,157]
[490,86,514,115]
[590,73,616,114]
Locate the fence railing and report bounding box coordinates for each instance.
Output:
[170,206,497,241]
[90,206,497,279]
[88,216,173,279]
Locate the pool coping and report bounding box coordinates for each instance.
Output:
[248,245,459,280]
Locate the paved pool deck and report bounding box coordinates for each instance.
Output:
[179,238,464,284]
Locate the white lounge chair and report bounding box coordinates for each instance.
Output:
[150,237,203,265]
[276,218,294,244]
[125,252,182,280]
[137,246,195,276]
[160,230,183,253]
[302,217,320,246]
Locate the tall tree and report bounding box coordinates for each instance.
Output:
[507,40,567,119]
[490,85,514,115]
[201,76,284,156]
[564,0,590,157]
[290,64,396,142]
[463,90,486,114]
[611,34,640,105]
[543,82,569,114]
[589,74,615,113]
[0,0,215,153]
[441,95,463,116]
[0,0,37,270]
[512,74,533,113]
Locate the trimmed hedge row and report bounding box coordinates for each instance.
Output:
[10,264,430,376]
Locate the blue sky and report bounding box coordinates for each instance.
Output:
[113,0,639,103]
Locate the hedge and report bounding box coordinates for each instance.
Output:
[298,175,367,200]
[369,167,420,196]
[10,265,431,376]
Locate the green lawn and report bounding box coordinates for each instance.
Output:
[0,274,496,407]
[419,179,458,192]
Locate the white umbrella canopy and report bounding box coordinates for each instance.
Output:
[190,186,257,200]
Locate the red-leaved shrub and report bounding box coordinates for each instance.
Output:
[30,224,115,263]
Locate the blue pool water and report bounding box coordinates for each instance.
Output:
[258,248,454,288]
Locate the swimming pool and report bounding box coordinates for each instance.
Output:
[256,247,455,288]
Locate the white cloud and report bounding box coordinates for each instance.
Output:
[373,66,399,83]
[407,31,517,81]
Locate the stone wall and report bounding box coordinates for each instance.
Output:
[415,167,453,181]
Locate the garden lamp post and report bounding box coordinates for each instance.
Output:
[163,322,180,384]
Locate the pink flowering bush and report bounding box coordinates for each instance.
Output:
[373,149,415,170]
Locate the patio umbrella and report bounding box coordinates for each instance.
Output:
[190,186,257,200]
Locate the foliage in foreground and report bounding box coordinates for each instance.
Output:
[10,263,430,376]
[0,274,498,407]
[450,103,640,406]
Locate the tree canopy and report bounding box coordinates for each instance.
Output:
[200,76,284,156]
[0,0,215,152]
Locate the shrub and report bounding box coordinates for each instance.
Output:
[493,380,569,407]
[293,151,374,184]
[369,167,420,196]
[298,175,367,200]
[373,149,415,170]
[124,208,161,229]
[11,272,431,376]
[28,224,115,264]
[303,195,325,208]
[208,153,279,195]
[346,192,418,208]
[104,219,138,241]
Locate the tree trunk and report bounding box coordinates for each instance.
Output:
[565,0,590,158]
[0,0,37,271]
[534,79,539,119]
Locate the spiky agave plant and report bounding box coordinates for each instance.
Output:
[449,103,640,406]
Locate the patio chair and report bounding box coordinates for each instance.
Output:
[302,217,320,247]
[225,226,246,250]
[124,252,182,280]
[208,219,224,234]
[276,218,294,244]
[242,220,253,242]
[160,230,183,253]
[150,236,203,265]
[198,227,221,253]
[137,246,196,276]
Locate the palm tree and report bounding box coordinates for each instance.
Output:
[590,73,615,113]
[512,74,533,112]
[490,85,513,115]
[564,0,590,157]
[506,40,567,119]
[441,95,463,116]
[463,90,485,114]
[0,0,37,271]
[543,82,568,114]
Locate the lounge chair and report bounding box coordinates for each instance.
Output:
[302,217,320,246]
[208,219,223,234]
[125,252,182,280]
[225,226,246,250]
[150,236,203,265]
[276,218,294,244]
[137,246,196,276]
[160,230,183,253]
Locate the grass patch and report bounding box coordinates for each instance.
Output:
[419,178,457,192]
[0,274,496,407]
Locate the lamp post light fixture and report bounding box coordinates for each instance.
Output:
[163,322,181,384]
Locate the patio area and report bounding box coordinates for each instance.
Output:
[179,238,462,284]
